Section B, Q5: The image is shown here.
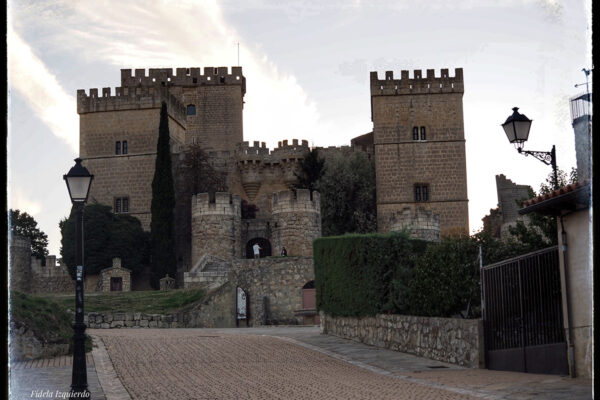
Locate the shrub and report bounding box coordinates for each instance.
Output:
[314,232,425,317]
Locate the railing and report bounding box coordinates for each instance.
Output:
[570,92,592,122]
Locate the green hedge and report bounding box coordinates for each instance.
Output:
[315,231,535,319]
[314,232,427,317]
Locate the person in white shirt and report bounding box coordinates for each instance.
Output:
[252,243,261,259]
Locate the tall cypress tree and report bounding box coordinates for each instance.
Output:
[150,101,176,288]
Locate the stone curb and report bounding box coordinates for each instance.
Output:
[91,335,132,400]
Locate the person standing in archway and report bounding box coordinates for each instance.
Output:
[281,246,287,256]
[253,242,262,259]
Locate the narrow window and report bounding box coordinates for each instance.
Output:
[115,198,121,213]
[413,127,419,141]
[187,104,196,115]
[420,126,426,140]
[122,141,128,154]
[115,141,121,155]
[122,197,129,213]
[220,76,225,83]
[414,184,430,202]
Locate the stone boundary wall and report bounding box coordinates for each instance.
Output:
[85,312,183,329]
[319,313,483,368]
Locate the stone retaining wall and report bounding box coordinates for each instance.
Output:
[85,312,183,329]
[320,312,483,368]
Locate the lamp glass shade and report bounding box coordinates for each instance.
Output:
[502,107,532,144]
[64,158,93,203]
[65,175,93,202]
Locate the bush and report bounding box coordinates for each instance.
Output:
[316,230,532,319]
[314,232,426,317]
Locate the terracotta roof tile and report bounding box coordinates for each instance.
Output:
[521,180,590,207]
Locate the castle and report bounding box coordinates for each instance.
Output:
[76,66,469,288]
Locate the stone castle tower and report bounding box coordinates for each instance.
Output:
[78,67,245,229]
[370,68,469,236]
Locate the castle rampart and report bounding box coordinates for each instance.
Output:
[271,189,321,257]
[77,85,186,126]
[370,68,464,95]
[120,67,246,95]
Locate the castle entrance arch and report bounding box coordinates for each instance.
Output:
[245,238,271,259]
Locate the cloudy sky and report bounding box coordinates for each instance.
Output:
[7,0,592,256]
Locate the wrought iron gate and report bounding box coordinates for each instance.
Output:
[482,246,568,375]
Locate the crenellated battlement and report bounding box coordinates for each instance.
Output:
[120,67,245,94]
[272,189,320,214]
[370,68,464,95]
[77,85,187,124]
[234,138,310,166]
[236,141,270,158]
[192,192,241,217]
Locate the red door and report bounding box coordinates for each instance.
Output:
[302,288,319,324]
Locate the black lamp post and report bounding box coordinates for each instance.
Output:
[63,158,93,399]
[502,107,559,190]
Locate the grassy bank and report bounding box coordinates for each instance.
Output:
[10,291,92,354]
[45,288,205,314]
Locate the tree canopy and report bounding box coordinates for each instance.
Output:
[294,148,325,192]
[150,102,177,287]
[60,203,149,278]
[316,152,377,236]
[9,209,49,260]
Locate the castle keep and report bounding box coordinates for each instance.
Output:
[370,68,469,236]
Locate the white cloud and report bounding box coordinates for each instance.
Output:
[10,0,324,150]
[8,186,43,216]
[7,26,78,153]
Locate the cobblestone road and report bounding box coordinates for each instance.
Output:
[93,329,480,400]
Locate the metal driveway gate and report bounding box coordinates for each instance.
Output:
[482,246,568,375]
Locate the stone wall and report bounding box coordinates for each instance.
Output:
[320,313,484,368]
[271,190,321,257]
[389,206,440,242]
[85,312,183,329]
[371,68,469,237]
[30,256,75,294]
[231,257,315,325]
[191,192,242,265]
[9,235,32,293]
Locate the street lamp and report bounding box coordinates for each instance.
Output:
[63,158,93,399]
[502,107,559,190]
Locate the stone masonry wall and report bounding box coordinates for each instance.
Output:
[389,206,441,242]
[191,193,242,266]
[231,257,315,326]
[9,235,32,293]
[80,107,185,231]
[30,256,75,294]
[271,190,321,257]
[320,313,484,368]
[371,68,469,237]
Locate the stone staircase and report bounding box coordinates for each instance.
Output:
[183,255,232,289]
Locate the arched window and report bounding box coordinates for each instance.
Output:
[186,104,196,116]
[420,126,426,140]
[413,127,419,141]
